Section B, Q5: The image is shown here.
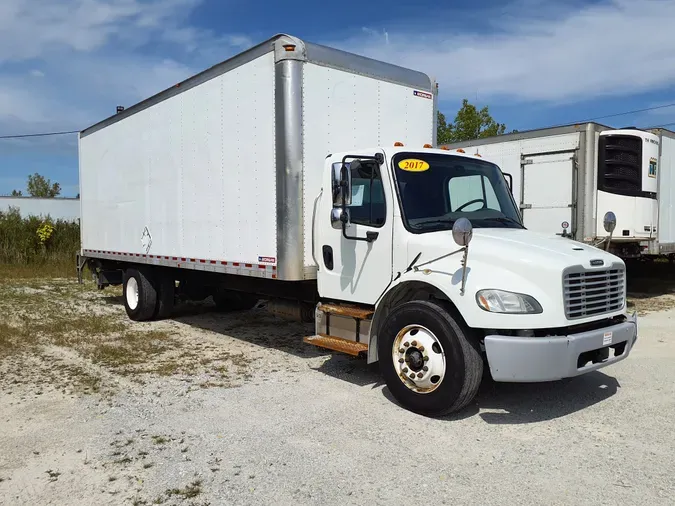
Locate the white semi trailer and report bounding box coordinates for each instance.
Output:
[442,123,675,259]
[77,34,638,415]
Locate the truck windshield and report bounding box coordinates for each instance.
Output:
[393,152,523,233]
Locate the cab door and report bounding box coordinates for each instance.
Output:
[315,151,394,305]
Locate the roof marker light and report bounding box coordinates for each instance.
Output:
[394,141,404,146]
[423,143,433,148]
[440,146,450,151]
[456,148,465,153]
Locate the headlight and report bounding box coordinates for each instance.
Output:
[476,289,543,314]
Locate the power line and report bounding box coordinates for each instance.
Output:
[651,121,675,129]
[0,130,79,140]
[572,102,675,123]
[2,101,675,139]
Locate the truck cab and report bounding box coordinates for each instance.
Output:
[310,144,638,416]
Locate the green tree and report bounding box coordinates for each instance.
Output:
[437,111,454,145]
[26,173,61,198]
[11,189,23,197]
[437,99,507,143]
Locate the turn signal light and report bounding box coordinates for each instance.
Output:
[283,44,296,52]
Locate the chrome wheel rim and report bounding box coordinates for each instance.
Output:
[392,324,446,394]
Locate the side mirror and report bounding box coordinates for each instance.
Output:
[330,208,350,229]
[331,162,352,207]
[452,217,473,247]
[603,211,617,233]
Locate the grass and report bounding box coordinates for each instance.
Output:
[0,207,79,266]
[0,259,259,398]
[0,322,37,358]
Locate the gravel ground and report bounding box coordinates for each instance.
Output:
[1,278,674,505]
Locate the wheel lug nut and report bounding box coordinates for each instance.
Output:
[404,342,410,347]
[418,346,425,352]
[398,358,404,364]
[402,367,408,373]
[423,366,429,372]
[417,372,423,378]
[411,341,417,347]
[423,356,429,362]
[409,374,416,379]
[399,348,405,354]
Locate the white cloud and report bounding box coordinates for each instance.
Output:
[336,0,675,103]
[0,0,251,140]
[0,0,201,61]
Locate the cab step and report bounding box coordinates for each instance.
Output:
[317,303,373,320]
[303,334,368,356]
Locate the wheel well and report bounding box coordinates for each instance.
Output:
[368,281,468,363]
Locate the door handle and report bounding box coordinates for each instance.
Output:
[322,246,334,270]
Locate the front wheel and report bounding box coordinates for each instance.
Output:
[378,300,483,416]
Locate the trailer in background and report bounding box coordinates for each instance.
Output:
[441,123,675,259]
[0,196,80,222]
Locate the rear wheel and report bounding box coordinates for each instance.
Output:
[123,267,158,321]
[378,300,483,416]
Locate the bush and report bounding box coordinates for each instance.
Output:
[0,207,80,266]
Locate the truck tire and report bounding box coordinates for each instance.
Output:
[377,300,483,416]
[212,288,259,312]
[123,267,158,321]
[155,274,175,320]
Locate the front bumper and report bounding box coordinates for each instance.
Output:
[484,312,638,382]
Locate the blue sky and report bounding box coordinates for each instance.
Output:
[1,0,675,196]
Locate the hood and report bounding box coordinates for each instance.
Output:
[408,227,622,272]
[401,227,626,330]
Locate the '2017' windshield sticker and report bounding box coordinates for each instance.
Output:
[398,159,430,172]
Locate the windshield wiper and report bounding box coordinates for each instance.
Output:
[486,216,524,228]
[411,218,455,229]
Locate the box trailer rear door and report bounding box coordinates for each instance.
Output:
[521,151,577,236]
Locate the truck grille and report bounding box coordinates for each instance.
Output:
[563,266,625,319]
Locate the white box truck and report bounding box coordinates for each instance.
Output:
[442,123,675,259]
[77,34,638,416]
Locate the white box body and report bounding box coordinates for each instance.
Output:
[79,34,436,280]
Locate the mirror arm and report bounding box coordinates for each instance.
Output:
[605,230,613,252]
[460,246,469,295]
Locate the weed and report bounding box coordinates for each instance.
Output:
[45,469,61,482]
[143,462,154,469]
[166,479,203,499]
[152,436,169,445]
